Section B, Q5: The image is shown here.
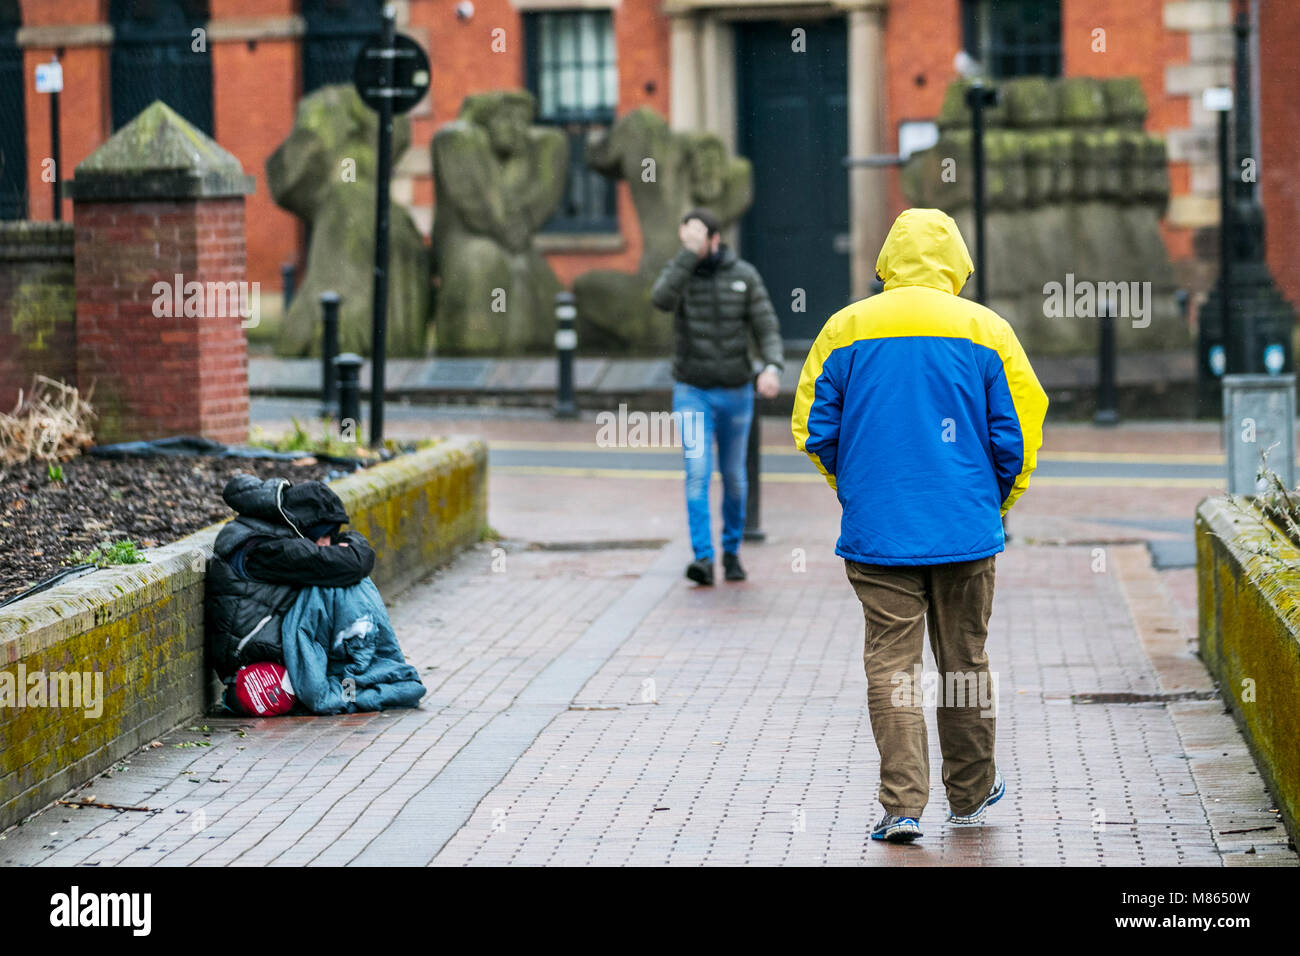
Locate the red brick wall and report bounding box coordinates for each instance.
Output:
[885,0,1194,269]
[195,198,253,439]
[27,0,1279,324]
[74,198,250,444]
[20,0,293,288]
[407,0,669,288]
[1060,0,1192,262]
[415,0,524,133]
[21,0,112,222]
[210,0,301,289]
[546,0,669,287]
[1258,0,1300,312]
[883,0,964,220]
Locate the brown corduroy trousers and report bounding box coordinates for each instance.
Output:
[845,556,999,819]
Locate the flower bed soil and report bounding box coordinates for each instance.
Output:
[0,455,340,606]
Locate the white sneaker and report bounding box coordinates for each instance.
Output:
[946,768,1006,825]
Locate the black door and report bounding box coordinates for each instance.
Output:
[302,0,384,96]
[0,0,26,219]
[111,0,213,135]
[736,18,850,343]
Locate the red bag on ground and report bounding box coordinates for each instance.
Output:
[231,662,297,716]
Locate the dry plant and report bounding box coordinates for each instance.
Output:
[1253,446,1300,546]
[0,376,97,466]
[1213,442,1300,564]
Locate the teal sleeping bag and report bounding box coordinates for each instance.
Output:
[279,579,426,714]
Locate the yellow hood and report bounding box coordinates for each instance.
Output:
[874,208,974,295]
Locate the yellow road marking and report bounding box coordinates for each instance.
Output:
[492,465,1223,489]
[1030,476,1222,488]
[1039,450,1224,465]
[487,439,1233,466]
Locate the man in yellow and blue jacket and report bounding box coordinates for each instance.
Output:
[792,208,1047,844]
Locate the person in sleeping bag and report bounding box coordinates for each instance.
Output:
[204,474,425,716]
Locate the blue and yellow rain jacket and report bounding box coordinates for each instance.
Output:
[792,209,1048,566]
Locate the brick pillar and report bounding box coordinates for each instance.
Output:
[66,101,256,444]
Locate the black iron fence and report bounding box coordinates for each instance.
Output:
[302,0,383,95]
[110,0,213,136]
[0,8,26,220]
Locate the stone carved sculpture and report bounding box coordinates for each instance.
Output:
[902,75,1182,356]
[430,90,567,355]
[267,84,430,357]
[573,107,753,353]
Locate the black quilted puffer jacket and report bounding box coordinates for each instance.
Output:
[204,474,375,682]
[651,244,784,388]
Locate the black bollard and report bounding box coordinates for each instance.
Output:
[743,377,765,542]
[554,291,578,419]
[281,262,296,313]
[335,352,363,441]
[1094,296,1119,426]
[319,291,340,419]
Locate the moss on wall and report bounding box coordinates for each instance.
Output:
[1196,497,1300,844]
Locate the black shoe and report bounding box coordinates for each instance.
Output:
[723,552,746,581]
[685,558,714,586]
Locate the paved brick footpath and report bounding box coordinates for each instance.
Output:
[431,542,1287,866]
[1,412,1294,866]
[1,536,1291,866]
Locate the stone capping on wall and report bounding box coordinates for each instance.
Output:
[0,437,488,831]
[1196,495,1300,844]
[16,18,308,48]
[204,16,307,43]
[535,232,628,254]
[0,221,75,261]
[512,0,621,9]
[15,24,115,49]
[0,531,206,661]
[66,169,257,203]
[65,101,256,203]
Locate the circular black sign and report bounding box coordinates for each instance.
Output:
[353,33,431,115]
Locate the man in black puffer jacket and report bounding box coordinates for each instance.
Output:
[205,474,375,684]
[651,207,784,587]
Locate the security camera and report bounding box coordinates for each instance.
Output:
[953,50,984,80]
[456,1,474,19]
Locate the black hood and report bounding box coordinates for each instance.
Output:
[282,481,348,530]
[221,474,349,537]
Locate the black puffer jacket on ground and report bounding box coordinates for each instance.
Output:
[651,244,784,388]
[204,475,375,681]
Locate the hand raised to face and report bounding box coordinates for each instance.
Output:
[679,218,711,258]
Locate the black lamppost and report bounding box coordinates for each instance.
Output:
[367,6,397,448]
[965,80,999,306]
[1197,2,1295,414]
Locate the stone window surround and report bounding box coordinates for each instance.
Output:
[1162,0,1260,234]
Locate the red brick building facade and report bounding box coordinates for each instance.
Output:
[4,0,1296,340]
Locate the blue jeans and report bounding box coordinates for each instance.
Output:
[672,381,754,562]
